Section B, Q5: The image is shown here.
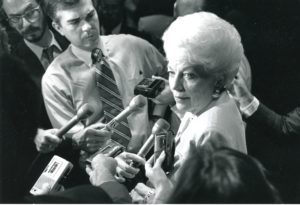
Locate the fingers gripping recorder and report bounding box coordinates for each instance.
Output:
[30,104,93,195]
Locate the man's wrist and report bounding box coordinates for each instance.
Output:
[92,169,116,187]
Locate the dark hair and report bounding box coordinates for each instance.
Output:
[39,0,81,21]
[168,140,282,203]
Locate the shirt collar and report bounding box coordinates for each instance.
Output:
[71,35,105,67]
[25,31,62,60]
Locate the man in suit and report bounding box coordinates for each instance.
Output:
[1,0,69,130]
[1,0,89,194]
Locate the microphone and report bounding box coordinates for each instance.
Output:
[56,104,94,138]
[124,119,170,191]
[136,118,170,158]
[129,119,170,169]
[105,95,147,131]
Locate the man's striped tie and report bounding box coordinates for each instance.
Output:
[92,48,132,147]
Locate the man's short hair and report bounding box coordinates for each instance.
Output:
[40,0,81,22]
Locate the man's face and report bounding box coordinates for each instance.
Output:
[2,0,47,42]
[53,0,100,51]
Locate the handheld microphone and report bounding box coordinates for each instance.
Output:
[105,95,147,131]
[86,95,147,163]
[129,119,170,169]
[136,118,170,158]
[124,119,170,191]
[56,104,94,138]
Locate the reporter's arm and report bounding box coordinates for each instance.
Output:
[248,104,300,138]
[230,70,300,138]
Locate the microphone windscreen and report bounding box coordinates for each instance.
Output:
[152,118,170,134]
[129,95,147,110]
[77,104,94,120]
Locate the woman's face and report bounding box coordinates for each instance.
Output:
[168,64,216,114]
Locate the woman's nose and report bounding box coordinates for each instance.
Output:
[172,74,184,92]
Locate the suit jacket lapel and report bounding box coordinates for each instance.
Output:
[12,40,45,90]
[11,31,70,90]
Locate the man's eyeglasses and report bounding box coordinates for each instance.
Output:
[7,6,41,26]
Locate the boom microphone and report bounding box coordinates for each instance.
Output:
[105,95,147,130]
[56,104,94,138]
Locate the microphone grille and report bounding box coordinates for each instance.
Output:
[77,104,94,120]
[152,118,170,134]
[129,95,147,108]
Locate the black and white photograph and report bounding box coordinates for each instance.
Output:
[0,0,300,203]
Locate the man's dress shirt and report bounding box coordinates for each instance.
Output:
[42,34,167,149]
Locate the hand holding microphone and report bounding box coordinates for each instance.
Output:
[115,119,170,183]
[34,128,61,153]
[33,104,95,154]
[105,94,147,131]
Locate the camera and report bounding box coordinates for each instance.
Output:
[134,78,165,98]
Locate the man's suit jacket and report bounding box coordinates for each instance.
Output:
[0,54,42,202]
[246,104,300,202]
[24,182,132,203]
[7,32,88,196]
[248,104,300,138]
[11,30,69,129]
[24,185,113,203]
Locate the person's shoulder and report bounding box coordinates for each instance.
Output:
[42,46,72,80]
[104,34,153,51]
[45,45,74,72]
[195,93,241,126]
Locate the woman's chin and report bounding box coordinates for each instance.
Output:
[175,103,191,114]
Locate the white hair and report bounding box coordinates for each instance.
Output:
[163,12,244,87]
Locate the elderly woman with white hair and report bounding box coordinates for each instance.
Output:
[165,11,247,168]
[127,11,248,203]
